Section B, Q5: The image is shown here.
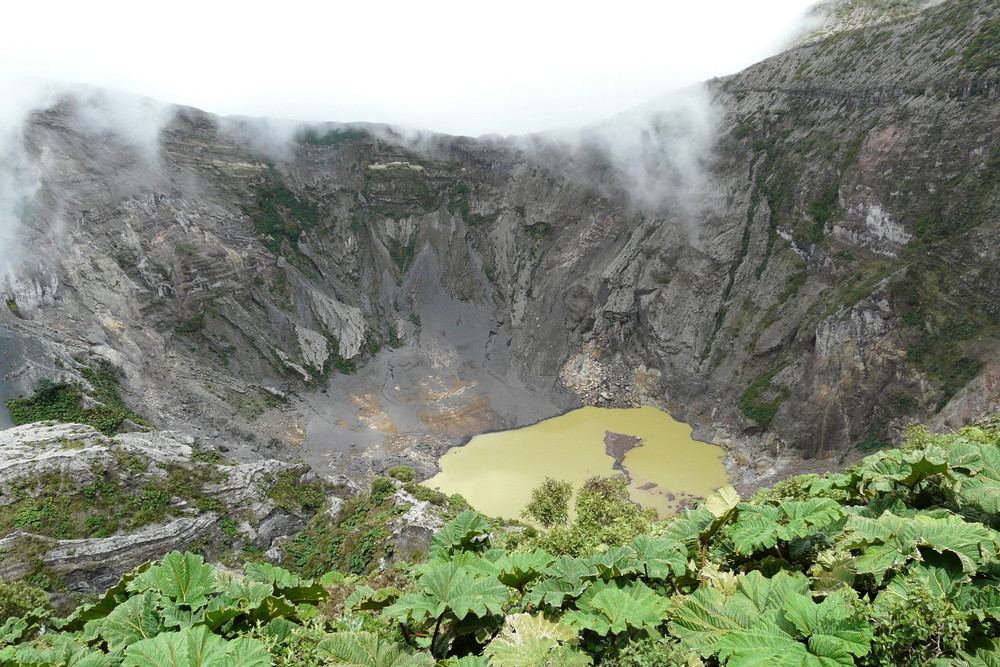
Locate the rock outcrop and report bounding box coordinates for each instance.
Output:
[0,422,333,597]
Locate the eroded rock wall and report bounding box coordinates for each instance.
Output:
[1,0,999,484]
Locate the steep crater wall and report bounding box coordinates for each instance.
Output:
[1,0,999,487]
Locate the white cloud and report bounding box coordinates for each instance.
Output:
[2,0,815,136]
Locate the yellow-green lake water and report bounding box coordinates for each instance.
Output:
[424,405,728,520]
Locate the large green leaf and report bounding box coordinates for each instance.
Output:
[345,585,403,612]
[627,534,687,581]
[895,448,951,492]
[954,445,1000,514]
[778,498,842,541]
[670,571,810,656]
[317,631,433,666]
[729,505,782,555]
[961,586,1000,622]
[90,591,163,653]
[809,550,857,594]
[248,596,299,625]
[243,563,326,604]
[243,562,300,588]
[670,586,746,654]
[734,571,811,620]
[564,579,669,636]
[495,549,556,591]
[385,562,507,624]
[731,499,844,557]
[222,580,273,611]
[852,446,950,500]
[201,601,244,633]
[587,546,644,581]
[781,591,871,658]
[713,590,871,667]
[882,562,968,607]
[122,626,269,667]
[467,549,555,592]
[958,638,1000,667]
[129,552,217,609]
[811,472,863,498]
[839,511,998,577]
[526,556,595,608]
[660,507,714,552]
[483,613,591,667]
[428,510,492,561]
[944,439,985,474]
[0,617,29,646]
[715,621,822,667]
[436,657,490,667]
[2,634,112,667]
[701,486,741,544]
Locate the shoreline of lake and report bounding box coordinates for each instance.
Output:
[424,405,729,520]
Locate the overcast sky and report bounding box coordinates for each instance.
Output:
[1,0,817,136]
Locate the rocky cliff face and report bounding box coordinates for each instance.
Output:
[1,0,999,488]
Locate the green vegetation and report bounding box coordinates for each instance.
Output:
[519,476,657,558]
[363,167,436,223]
[370,477,395,499]
[288,488,393,577]
[981,146,1000,188]
[265,471,330,515]
[0,551,333,667]
[0,451,233,545]
[402,482,449,506]
[295,126,368,147]
[856,426,892,452]
[6,362,152,435]
[300,339,358,388]
[448,182,472,221]
[890,269,989,408]
[285,475,466,579]
[805,184,839,242]
[521,477,572,529]
[322,340,358,378]
[0,580,50,625]
[387,236,417,273]
[524,222,552,241]
[174,311,205,336]
[739,368,790,427]
[247,180,321,255]
[959,16,1000,73]
[388,326,405,349]
[5,424,1000,665]
[388,466,416,483]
